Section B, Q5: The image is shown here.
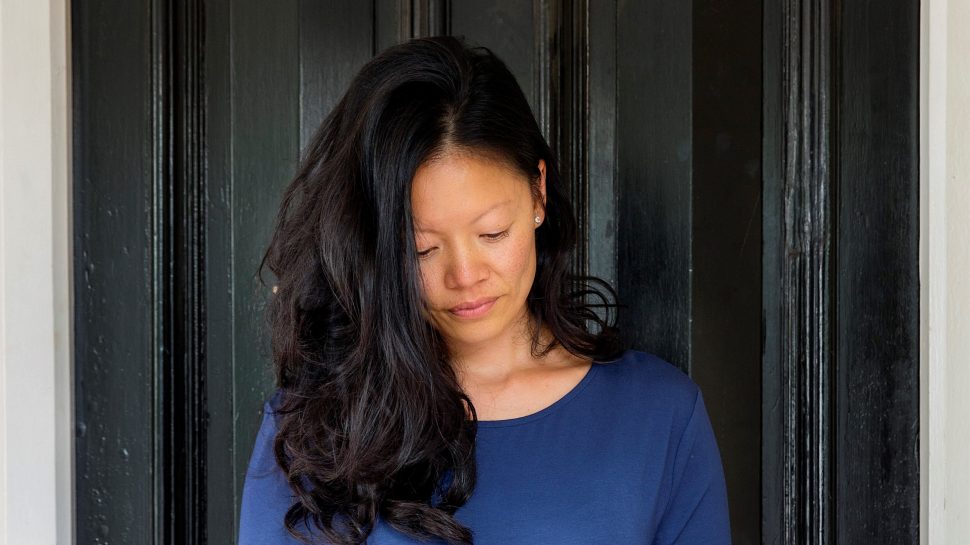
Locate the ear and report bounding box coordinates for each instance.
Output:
[536,159,547,212]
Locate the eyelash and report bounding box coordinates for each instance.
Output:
[416,229,510,259]
[483,229,510,242]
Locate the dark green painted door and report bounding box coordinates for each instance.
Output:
[73,1,920,544]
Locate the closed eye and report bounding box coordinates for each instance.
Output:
[415,229,509,259]
[482,230,510,241]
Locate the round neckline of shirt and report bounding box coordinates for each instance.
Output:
[473,359,604,429]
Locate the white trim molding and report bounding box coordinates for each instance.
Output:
[0,0,74,544]
[921,0,970,543]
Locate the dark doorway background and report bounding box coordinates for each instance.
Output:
[71,1,919,544]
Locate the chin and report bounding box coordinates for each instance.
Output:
[438,316,507,348]
[447,322,501,345]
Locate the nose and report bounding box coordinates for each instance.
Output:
[443,244,489,290]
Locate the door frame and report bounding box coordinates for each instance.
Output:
[67,0,923,543]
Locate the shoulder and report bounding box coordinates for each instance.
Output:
[598,352,731,542]
[239,389,305,544]
[592,349,702,429]
[244,389,286,480]
[595,349,699,403]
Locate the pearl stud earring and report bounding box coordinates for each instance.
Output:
[534,216,541,224]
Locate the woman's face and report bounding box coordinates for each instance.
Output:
[410,151,546,352]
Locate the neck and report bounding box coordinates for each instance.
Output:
[447,315,557,386]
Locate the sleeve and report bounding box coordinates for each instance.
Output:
[238,397,308,545]
[652,389,732,545]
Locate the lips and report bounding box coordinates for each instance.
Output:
[449,296,498,318]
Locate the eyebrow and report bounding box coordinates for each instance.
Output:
[415,199,512,234]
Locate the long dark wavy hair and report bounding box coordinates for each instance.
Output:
[259,35,624,544]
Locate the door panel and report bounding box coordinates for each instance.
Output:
[691,1,764,543]
[206,0,302,539]
[450,2,537,110]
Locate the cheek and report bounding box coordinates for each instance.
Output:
[501,233,537,287]
[417,263,437,302]
[417,261,453,312]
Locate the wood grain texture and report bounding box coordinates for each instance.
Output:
[225,1,301,542]
[203,0,235,540]
[835,0,920,542]
[765,1,837,543]
[762,0,920,543]
[72,0,157,542]
[615,0,693,369]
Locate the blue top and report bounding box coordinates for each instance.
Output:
[239,349,731,544]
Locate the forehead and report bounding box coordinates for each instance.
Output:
[411,152,530,232]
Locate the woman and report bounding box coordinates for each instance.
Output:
[240,35,730,545]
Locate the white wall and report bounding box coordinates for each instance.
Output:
[921,0,970,543]
[0,0,73,544]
